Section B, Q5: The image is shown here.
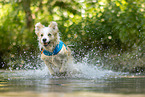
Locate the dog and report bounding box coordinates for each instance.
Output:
[35,21,72,76]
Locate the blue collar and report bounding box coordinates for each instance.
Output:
[41,40,67,56]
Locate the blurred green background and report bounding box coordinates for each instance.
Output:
[0,0,145,72]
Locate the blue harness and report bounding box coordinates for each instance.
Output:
[41,40,67,56]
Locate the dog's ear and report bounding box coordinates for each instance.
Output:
[35,22,44,36]
[49,21,58,32]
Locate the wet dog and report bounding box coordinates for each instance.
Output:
[35,21,72,76]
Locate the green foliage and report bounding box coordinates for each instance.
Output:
[0,0,145,71]
[65,0,145,50]
[56,0,145,60]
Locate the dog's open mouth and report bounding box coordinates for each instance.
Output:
[43,41,51,46]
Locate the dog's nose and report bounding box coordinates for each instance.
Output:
[43,38,47,42]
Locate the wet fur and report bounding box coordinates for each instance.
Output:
[35,21,72,76]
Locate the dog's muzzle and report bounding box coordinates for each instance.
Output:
[42,38,50,46]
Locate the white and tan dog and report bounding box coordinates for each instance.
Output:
[35,21,72,76]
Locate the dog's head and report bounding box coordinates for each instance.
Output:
[35,21,59,48]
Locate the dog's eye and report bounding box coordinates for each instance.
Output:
[48,34,51,36]
[41,34,43,37]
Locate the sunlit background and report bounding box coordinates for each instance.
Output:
[0,0,145,73]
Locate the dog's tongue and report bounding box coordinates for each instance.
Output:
[43,41,50,46]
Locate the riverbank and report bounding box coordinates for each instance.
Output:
[0,92,145,97]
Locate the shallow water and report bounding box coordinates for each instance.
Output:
[0,66,145,97]
[0,55,145,97]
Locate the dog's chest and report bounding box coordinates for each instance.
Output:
[41,45,68,62]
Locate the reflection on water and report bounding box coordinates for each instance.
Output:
[0,69,145,97]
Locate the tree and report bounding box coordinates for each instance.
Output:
[22,0,33,31]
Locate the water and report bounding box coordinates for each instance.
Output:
[0,56,145,97]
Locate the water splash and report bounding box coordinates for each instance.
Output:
[4,52,123,80]
[68,54,120,79]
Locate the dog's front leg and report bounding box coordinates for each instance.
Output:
[44,61,55,75]
[59,59,67,73]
